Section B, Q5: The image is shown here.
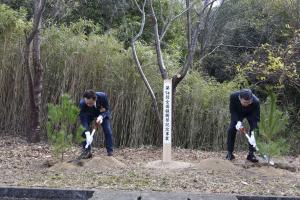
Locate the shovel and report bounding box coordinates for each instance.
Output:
[240,128,275,165]
[84,127,96,149]
[68,124,99,164]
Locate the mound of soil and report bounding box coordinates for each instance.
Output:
[83,156,126,169]
[196,158,238,171]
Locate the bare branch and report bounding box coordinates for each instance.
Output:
[199,43,222,62]
[205,0,225,46]
[218,44,258,49]
[199,1,214,56]
[149,0,167,79]
[131,0,163,127]
[195,0,217,17]
[132,0,147,42]
[160,1,197,41]
[132,0,143,13]
[186,0,192,50]
[159,1,167,26]
[172,0,218,88]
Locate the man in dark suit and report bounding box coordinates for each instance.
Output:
[79,90,113,158]
[226,88,260,162]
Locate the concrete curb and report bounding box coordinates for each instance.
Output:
[90,189,238,200]
[236,195,300,200]
[0,186,94,200]
[0,187,299,200]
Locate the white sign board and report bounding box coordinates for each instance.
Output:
[163,79,172,144]
[163,79,172,162]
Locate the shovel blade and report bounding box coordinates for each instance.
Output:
[260,154,275,165]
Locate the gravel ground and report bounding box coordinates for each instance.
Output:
[0,136,299,197]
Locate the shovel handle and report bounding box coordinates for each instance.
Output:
[239,127,248,134]
[91,128,96,137]
[90,122,100,137]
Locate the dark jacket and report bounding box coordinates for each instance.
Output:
[79,92,111,130]
[229,91,260,122]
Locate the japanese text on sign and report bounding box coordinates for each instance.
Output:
[163,79,172,144]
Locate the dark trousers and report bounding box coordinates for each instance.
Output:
[227,115,257,154]
[82,117,113,154]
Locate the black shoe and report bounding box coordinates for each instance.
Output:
[79,149,92,159]
[246,154,258,163]
[226,152,235,160]
[107,152,113,156]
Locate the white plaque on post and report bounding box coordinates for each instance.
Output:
[163,79,172,162]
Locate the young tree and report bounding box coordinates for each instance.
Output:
[24,0,46,142]
[47,94,84,161]
[258,91,289,165]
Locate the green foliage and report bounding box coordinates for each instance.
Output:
[240,42,299,91]
[47,94,84,161]
[114,14,147,48]
[0,4,29,39]
[174,71,240,149]
[220,0,296,45]
[68,19,102,35]
[258,91,289,163]
[201,53,235,82]
[64,0,131,30]
[203,0,299,82]
[153,0,186,54]
[114,0,186,50]
[237,30,300,152]
[0,1,299,153]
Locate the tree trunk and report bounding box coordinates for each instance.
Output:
[25,39,39,142]
[24,0,45,143]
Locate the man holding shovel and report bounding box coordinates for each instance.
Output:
[79,90,114,158]
[226,88,259,162]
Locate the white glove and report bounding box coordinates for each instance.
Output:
[96,115,103,124]
[85,131,93,149]
[249,131,257,148]
[245,131,258,151]
[235,121,243,130]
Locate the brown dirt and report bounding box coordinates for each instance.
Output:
[79,156,127,169]
[0,136,299,196]
[196,158,238,171]
[247,166,289,177]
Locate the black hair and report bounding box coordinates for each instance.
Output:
[83,90,96,100]
[239,88,253,100]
